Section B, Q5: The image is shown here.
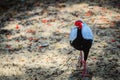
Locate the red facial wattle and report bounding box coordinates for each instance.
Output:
[75,21,82,29]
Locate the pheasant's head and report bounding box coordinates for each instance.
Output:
[74,20,82,29]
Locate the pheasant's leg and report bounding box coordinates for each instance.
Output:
[79,51,83,67]
[82,62,91,77]
[78,51,86,76]
[82,61,87,76]
[81,53,90,77]
[78,51,84,68]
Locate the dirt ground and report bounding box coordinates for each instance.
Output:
[0,1,120,80]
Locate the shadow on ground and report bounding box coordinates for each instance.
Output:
[0,63,64,80]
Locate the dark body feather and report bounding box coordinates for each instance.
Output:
[70,28,92,61]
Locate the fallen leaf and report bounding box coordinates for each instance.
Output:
[85,10,94,16]
[111,39,116,42]
[41,19,48,23]
[110,21,116,26]
[48,19,56,22]
[6,45,11,49]
[109,26,116,28]
[28,37,33,41]
[38,46,43,49]
[91,57,97,60]
[26,29,36,34]
[16,25,20,29]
